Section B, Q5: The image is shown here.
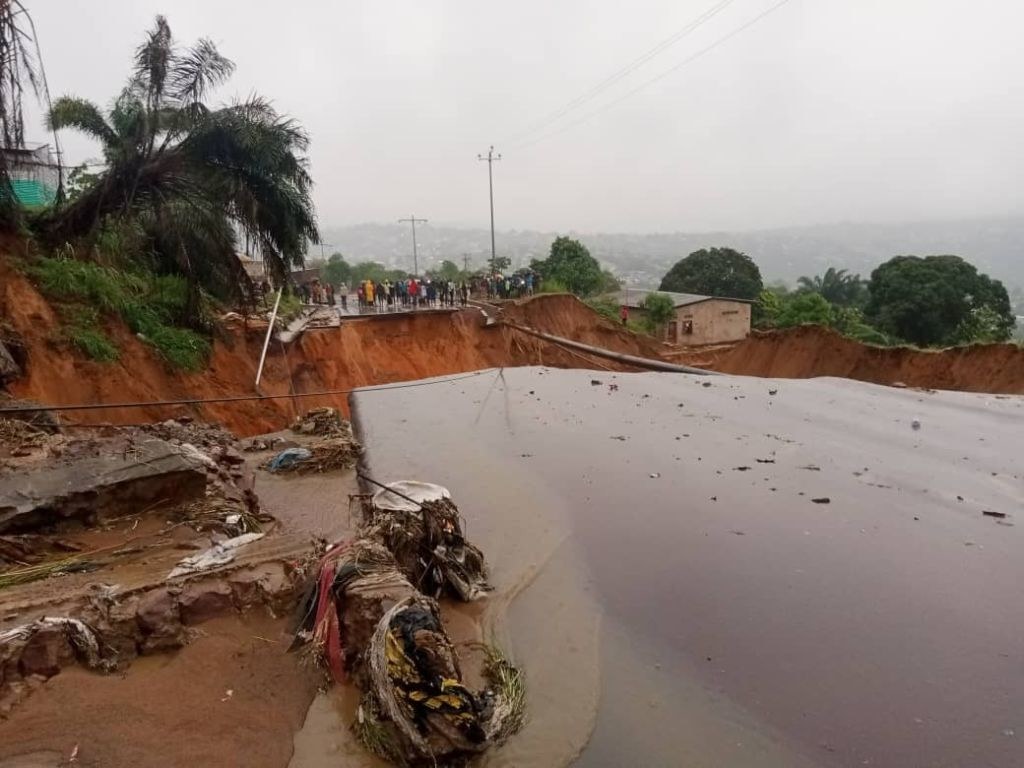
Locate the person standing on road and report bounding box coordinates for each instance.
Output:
[620,305,629,326]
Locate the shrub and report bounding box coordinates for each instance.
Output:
[67,326,119,362]
[30,256,211,370]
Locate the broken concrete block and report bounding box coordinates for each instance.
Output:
[0,437,207,533]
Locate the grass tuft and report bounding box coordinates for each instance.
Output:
[30,257,211,370]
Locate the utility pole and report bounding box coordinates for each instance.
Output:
[462,253,471,274]
[397,216,428,276]
[477,145,501,275]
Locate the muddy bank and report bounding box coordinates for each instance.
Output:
[352,368,1024,767]
[671,324,1024,394]
[0,262,645,435]
[0,614,318,768]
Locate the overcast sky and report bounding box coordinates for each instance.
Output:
[27,0,1024,233]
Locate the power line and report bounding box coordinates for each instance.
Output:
[477,146,501,274]
[510,0,795,153]
[397,215,428,276]
[502,0,739,148]
[0,370,494,415]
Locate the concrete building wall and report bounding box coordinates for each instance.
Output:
[672,299,751,345]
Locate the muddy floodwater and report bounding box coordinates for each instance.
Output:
[349,367,1024,767]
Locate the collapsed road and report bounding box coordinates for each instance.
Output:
[352,367,1024,768]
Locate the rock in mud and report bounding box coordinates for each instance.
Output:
[136,587,185,652]
[0,341,20,385]
[17,625,74,678]
[179,581,235,625]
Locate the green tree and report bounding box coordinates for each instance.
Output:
[351,261,389,284]
[532,236,604,297]
[430,259,462,282]
[659,247,762,300]
[322,252,351,286]
[640,292,676,335]
[796,267,867,306]
[865,255,1015,346]
[43,15,318,307]
[776,291,833,327]
[600,269,622,293]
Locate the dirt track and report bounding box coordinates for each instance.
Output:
[3,257,1023,434]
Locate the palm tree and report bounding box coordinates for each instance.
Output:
[43,16,318,307]
[797,267,866,307]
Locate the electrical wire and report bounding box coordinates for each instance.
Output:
[510,0,795,153]
[501,0,739,148]
[0,369,495,415]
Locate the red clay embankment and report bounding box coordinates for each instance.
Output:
[668,325,1024,394]
[4,259,1023,437]
[0,269,646,435]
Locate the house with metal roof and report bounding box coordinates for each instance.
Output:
[611,289,753,346]
[0,144,59,208]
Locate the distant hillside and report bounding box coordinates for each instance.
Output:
[319,216,1024,294]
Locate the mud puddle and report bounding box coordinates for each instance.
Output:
[349,367,1024,767]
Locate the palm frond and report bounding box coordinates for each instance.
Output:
[48,96,117,146]
[170,38,234,105]
[133,15,173,106]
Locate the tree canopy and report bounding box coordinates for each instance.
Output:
[430,259,462,282]
[865,255,1015,346]
[531,236,605,297]
[42,15,318,305]
[659,247,763,300]
[796,267,867,307]
[322,253,351,286]
[639,292,675,334]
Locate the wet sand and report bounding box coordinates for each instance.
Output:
[352,367,1024,767]
[0,614,317,768]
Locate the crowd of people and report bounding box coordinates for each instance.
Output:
[481,272,536,300]
[289,270,541,314]
[356,277,470,310]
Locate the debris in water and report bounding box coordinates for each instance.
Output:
[811,497,831,504]
[590,379,602,386]
[267,447,312,472]
[768,388,778,395]
[756,458,776,464]
[293,480,518,765]
[982,510,1008,519]
[734,466,751,471]
[799,465,821,471]
[649,472,660,479]
[701,381,712,388]
[166,532,265,578]
[610,435,628,441]
[911,418,922,431]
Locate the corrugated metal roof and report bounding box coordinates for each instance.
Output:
[611,289,753,309]
[7,179,55,207]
